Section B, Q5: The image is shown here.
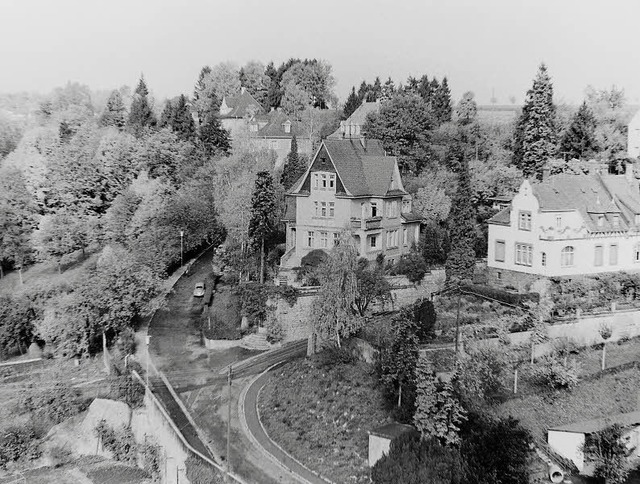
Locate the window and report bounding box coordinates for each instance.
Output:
[369,235,378,249]
[320,232,328,248]
[333,233,339,246]
[613,215,620,228]
[386,200,398,218]
[496,271,502,281]
[387,230,399,248]
[329,202,335,217]
[541,252,547,266]
[313,173,319,190]
[321,174,327,190]
[321,202,327,217]
[635,214,640,225]
[610,244,618,265]
[515,243,532,266]
[635,244,640,263]
[495,240,506,262]
[518,211,532,231]
[561,246,575,267]
[598,215,605,227]
[314,201,319,216]
[306,231,315,247]
[283,121,291,133]
[371,202,378,217]
[329,174,335,190]
[402,199,411,213]
[594,245,603,266]
[556,216,562,229]
[249,123,258,132]
[403,228,408,246]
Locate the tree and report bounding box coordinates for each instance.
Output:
[353,263,392,316]
[309,231,361,350]
[433,77,452,124]
[414,355,467,447]
[343,86,361,119]
[127,76,157,137]
[170,95,196,142]
[560,101,598,160]
[455,343,510,403]
[239,60,269,108]
[371,432,463,484]
[454,91,477,126]
[208,62,241,102]
[0,295,36,356]
[364,93,436,174]
[248,171,276,284]
[265,61,281,110]
[193,65,220,123]
[583,424,630,484]
[198,102,231,157]
[158,99,175,129]
[280,60,336,109]
[99,90,127,130]
[280,135,306,189]
[512,64,558,178]
[445,148,476,283]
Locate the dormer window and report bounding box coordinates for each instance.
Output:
[312,172,336,192]
[598,215,605,227]
[613,215,620,228]
[283,121,291,134]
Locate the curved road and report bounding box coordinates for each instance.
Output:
[242,367,332,484]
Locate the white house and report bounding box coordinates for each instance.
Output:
[628,109,640,159]
[487,165,640,288]
[548,411,640,474]
[279,138,422,278]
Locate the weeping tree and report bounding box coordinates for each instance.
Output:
[309,231,361,353]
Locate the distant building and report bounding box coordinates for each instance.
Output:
[219,88,265,138]
[279,138,422,278]
[251,111,312,168]
[628,109,640,159]
[328,101,380,140]
[487,163,640,289]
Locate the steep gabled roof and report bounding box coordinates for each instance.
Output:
[255,111,308,139]
[219,89,264,119]
[549,410,640,435]
[328,101,380,139]
[487,206,511,225]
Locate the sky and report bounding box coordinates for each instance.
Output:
[2,0,639,106]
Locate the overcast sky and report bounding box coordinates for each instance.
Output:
[2,0,639,105]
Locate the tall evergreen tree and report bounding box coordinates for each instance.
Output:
[127,76,156,137]
[560,101,598,160]
[198,100,230,157]
[99,90,127,129]
[343,87,361,119]
[418,75,432,103]
[445,145,476,283]
[433,77,452,124]
[158,99,175,129]
[280,135,306,189]
[171,94,196,141]
[357,81,370,102]
[193,65,219,123]
[512,63,558,178]
[265,61,281,110]
[249,172,276,284]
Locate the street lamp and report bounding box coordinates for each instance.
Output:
[180,230,184,267]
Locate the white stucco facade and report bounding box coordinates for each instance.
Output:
[628,109,640,159]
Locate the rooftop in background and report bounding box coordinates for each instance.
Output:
[476,104,520,125]
[255,111,307,139]
[219,88,264,119]
[328,101,380,139]
[549,410,640,435]
[368,423,417,440]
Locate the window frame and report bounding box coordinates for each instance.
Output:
[495,240,506,262]
[514,243,533,266]
[594,245,603,267]
[518,211,532,231]
[561,246,575,267]
[306,231,315,248]
[609,244,618,265]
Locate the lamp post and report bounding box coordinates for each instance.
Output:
[180,230,184,267]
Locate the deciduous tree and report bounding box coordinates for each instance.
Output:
[99,90,127,130]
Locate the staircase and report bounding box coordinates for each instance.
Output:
[240,331,273,351]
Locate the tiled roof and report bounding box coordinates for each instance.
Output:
[487,206,511,225]
[549,410,640,435]
[369,423,417,440]
[255,111,307,139]
[401,212,423,223]
[323,139,400,197]
[328,102,380,139]
[219,89,264,119]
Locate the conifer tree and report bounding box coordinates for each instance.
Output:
[512,63,558,178]
[418,75,432,103]
[357,81,370,102]
[280,135,306,189]
[265,61,281,110]
[158,100,174,129]
[127,76,156,137]
[445,144,476,283]
[171,94,196,141]
[434,77,452,124]
[560,101,598,160]
[249,172,276,284]
[198,99,231,157]
[193,65,219,123]
[99,90,127,129]
[343,87,361,119]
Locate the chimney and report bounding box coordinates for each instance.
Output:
[542,165,550,181]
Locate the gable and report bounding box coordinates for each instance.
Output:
[299,145,346,194]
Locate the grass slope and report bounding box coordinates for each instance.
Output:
[259,357,389,484]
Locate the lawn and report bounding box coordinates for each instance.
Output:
[259,355,389,484]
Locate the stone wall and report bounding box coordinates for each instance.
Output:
[485,266,544,292]
[275,292,316,342]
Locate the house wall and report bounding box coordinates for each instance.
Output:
[488,181,640,278]
[368,434,392,467]
[548,430,585,471]
[253,137,313,169]
[629,110,640,159]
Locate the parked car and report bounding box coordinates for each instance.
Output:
[194,282,206,297]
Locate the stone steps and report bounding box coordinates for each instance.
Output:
[240,332,272,351]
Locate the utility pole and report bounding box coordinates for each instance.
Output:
[226,365,233,482]
[146,334,151,387]
[180,230,184,267]
[454,283,462,356]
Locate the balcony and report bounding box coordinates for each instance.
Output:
[350,216,383,231]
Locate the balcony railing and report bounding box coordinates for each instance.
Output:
[350,216,383,231]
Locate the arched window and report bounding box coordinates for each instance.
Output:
[561,246,575,267]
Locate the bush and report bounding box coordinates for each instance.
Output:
[49,444,72,467]
[20,382,86,424]
[265,315,284,344]
[532,357,580,390]
[108,370,146,408]
[116,327,137,356]
[310,346,356,368]
[94,420,137,464]
[0,423,42,469]
[462,283,539,307]
[185,455,224,484]
[392,253,428,284]
[140,440,162,481]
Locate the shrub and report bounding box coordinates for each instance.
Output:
[311,346,356,368]
[108,370,146,408]
[116,327,137,356]
[393,253,428,284]
[0,423,42,469]
[532,357,580,390]
[94,420,137,464]
[20,382,86,424]
[49,444,72,467]
[140,440,162,481]
[265,315,284,344]
[185,455,224,484]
